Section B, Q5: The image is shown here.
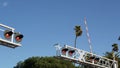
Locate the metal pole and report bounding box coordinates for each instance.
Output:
[113,53,117,68]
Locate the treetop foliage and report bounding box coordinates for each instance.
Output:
[14,56,76,68]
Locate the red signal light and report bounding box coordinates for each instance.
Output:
[68,50,75,56]
[15,34,24,42]
[62,48,68,55]
[94,57,100,64]
[90,56,95,59]
[4,30,13,39]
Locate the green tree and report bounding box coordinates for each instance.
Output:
[14,56,76,68]
[74,25,82,48]
[14,61,24,68]
[104,43,120,67]
[104,51,120,67]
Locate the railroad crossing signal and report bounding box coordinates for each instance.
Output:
[4,30,13,39]
[54,44,118,68]
[14,33,24,42]
[0,23,24,48]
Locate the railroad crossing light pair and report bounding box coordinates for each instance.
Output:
[4,30,24,42]
[86,55,100,63]
[61,48,75,56]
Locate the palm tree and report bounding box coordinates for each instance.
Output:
[104,44,119,68]
[118,36,120,40]
[74,26,82,48]
[112,43,119,52]
[104,51,120,67]
[112,43,119,63]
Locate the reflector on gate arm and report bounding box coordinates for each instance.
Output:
[0,23,23,48]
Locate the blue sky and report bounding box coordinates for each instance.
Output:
[0,0,120,68]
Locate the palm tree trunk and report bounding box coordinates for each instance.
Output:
[74,36,77,48]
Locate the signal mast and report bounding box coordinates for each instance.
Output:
[0,23,24,48]
[54,18,118,68]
